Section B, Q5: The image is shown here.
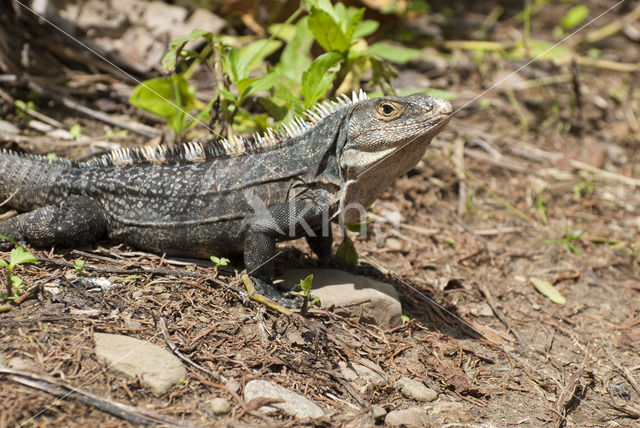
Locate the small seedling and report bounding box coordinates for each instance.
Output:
[210,255,230,275]
[543,224,585,255]
[69,123,82,138]
[73,259,86,274]
[401,315,411,324]
[210,256,230,267]
[291,274,320,314]
[0,237,37,298]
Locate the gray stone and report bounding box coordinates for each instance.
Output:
[184,9,225,37]
[210,397,231,415]
[281,269,402,329]
[385,407,429,428]
[338,359,386,391]
[94,333,186,396]
[0,120,19,135]
[244,379,325,419]
[143,1,188,38]
[371,404,387,421]
[396,377,438,402]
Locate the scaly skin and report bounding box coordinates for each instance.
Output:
[0,93,452,304]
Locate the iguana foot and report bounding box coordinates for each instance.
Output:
[250,276,305,309]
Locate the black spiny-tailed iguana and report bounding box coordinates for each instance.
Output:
[0,91,452,303]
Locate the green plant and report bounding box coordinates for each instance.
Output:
[73,259,86,274]
[573,178,595,198]
[210,256,230,267]
[0,236,37,298]
[291,274,320,314]
[129,0,419,140]
[210,255,230,275]
[336,235,358,266]
[543,224,585,255]
[69,124,82,138]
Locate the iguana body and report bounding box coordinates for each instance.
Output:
[0,91,452,301]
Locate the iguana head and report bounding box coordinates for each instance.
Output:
[337,93,452,223]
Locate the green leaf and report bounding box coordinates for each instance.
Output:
[344,7,365,42]
[277,17,313,85]
[353,20,379,39]
[10,246,37,267]
[162,29,214,71]
[299,274,314,293]
[238,71,281,103]
[368,42,423,64]
[336,235,358,266]
[0,260,8,268]
[561,5,589,31]
[236,39,282,80]
[69,123,82,138]
[308,7,349,53]
[530,277,566,305]
[129,75,199,135]
[302,52,342,106]
[307,0,338,21]
[210,256,230,267]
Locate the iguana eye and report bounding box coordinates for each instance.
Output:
[380,103,395,116]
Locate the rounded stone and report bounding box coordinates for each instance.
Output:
[210,397,231,415]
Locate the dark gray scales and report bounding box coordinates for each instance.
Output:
[0,92,452,303]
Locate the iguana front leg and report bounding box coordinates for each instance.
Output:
[242,200,329,305]
[0,195,108,250]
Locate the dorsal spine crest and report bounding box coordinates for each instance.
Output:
[1,90,368,168]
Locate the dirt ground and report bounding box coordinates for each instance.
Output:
[1,1,639,427]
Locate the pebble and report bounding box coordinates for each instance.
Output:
[281,269,402,328]
[396,377,438,402]
[210,397,231,415]
[244,379,325,419]
[385,407,428,428]
[93,333,186,396]
[339,359,386,390]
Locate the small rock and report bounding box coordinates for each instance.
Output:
[339,359,386,390]
[430,400,468,422]
[371,404,387,421]
[143,1,188,38]
[385,237,405,251]
[0,120,19,134]
[396,377,438,402]
[244,379,325,419]
[210,397,231,415]
[385,407,428,428]
[94,333,186,396]
[183,9,225,40]
[281,269,402,329]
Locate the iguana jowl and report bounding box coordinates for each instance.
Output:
[0,91,452,301]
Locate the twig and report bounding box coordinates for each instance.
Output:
[37,256,247,298]
[0,87,65,129]
[158,316,227,384]
[570,159,640,187]
[0,367,200,427]
[26,81,160,139]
